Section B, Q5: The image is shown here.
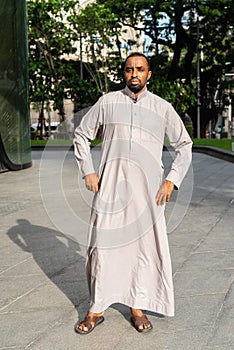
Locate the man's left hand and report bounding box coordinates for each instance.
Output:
[156,180,175,206]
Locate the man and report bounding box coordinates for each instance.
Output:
[74,52,192,334]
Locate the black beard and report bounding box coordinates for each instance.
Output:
[127,83,144,93]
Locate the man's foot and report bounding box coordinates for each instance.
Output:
[75,311,104,335]
[130,308,152,333]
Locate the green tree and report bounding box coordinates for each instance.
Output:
[97,0,234,136]
[68,2,123,95]
[196,0,234,135]
[27,0,79,136]
[28,0,233,137]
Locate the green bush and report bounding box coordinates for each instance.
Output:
[221,132,228,139]
[185,125,193,138]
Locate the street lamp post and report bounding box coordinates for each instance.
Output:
[80,32,83,81]
[224,72,234,138]
[196,15,201,138]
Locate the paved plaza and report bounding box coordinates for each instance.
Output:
[0,149,233,349]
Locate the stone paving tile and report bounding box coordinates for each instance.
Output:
[170,246,192,274]
[0,309,66,349]
[0,258,47,278]
[174,269,233,297]
[206,281,234,347]
[4,225,86,280]
[196,235,234,253]
[0,245,32,267]
[20,309,130,350]
[168,206,223,240]
[205,346,233,350]
[0,275,46,311]
[115,326,211,350]
[169,230,207,249]
[195,215,234,253]
[173,294,225,329]
[1,280,76,313]
[179,250,234,272]
[207,305,234,347]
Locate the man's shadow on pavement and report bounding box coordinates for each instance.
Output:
[7,219,89,319]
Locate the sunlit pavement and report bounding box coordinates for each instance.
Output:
[0,149,233,349]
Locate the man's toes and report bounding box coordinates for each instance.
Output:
[78,324,87,332]
[144,322,152,329]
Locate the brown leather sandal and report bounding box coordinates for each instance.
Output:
[74,315,104,335]
[130,314,153,333]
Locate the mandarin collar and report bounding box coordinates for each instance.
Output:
[123,86,148,102]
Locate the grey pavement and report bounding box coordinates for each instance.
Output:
[0,149,234,350]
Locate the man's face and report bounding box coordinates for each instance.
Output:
[124,56,152,95]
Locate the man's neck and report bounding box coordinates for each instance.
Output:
[133,86,147,99]
[125,85,147,100]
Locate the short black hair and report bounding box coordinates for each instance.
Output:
[123,52,151,70]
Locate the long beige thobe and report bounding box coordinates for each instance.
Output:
[74,87,192,316]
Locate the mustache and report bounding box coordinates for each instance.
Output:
[129,78,141,83]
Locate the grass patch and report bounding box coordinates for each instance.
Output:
[31,139,73,146]
[31,139,102,147]
[192,138,234,151]
[91,139,102,146]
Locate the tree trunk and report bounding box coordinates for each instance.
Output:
[184,37,196,85]
[167,2,186,82]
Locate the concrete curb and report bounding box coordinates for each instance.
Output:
[31,145,74,151]
[192,145,234,163]
[31,144,234,163]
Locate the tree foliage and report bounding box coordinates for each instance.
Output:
[28,0,81,136]
[28,0,234,137]
[98,0,234,136]
[68,2,123,94]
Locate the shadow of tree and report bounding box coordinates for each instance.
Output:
[7,219,89,317]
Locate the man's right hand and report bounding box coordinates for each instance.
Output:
[85,173,99,193]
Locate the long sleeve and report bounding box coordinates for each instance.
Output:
[165,104,193,189]
[73,97,103,178]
